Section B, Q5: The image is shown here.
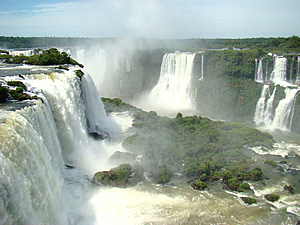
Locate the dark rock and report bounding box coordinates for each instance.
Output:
[264,194,280,202]
[241,197,257,205]
[89,131,107,140]
[284,185,294,194]
[65,164,75,169]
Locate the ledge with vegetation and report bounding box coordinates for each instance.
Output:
[0,48,83,67]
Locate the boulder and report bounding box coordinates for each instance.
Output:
[241,197,257,205]
[264,194,280,202]
[92,164,143,188]
[284,185,294,194]
[108,151,137,165]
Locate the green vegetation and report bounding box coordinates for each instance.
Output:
[102,98,273,188]
[92,164,132,188]
[6,81,37,101]
[264,194,280,202]
[1,36,299,52]
[75,69,84,80]
[2,48,83,67]
[241,197,257,205]
[264,159,277,167]
[191,180,207,191]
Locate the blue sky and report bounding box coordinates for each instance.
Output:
[1,0,299,38]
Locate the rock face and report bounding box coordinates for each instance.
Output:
[92,164,143,188]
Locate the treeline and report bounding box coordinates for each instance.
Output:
[1,36,299,53]
[0,36,118,49]
[1,48,83,67]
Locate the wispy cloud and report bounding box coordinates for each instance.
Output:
[0,0,299,38]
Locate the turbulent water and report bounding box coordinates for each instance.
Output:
[0,57,300,224]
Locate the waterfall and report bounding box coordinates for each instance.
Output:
[270,56,287,84]
[254,85,270,126]
[296,56,300,84]
[272,88,300,130]
[0,67,120,224]
[145,52,196,114]
[125,51,133,72]
[254,85,300,131]
[199,54,204,81]
[0,101,67,224]
[255,58,264,83]
[264,86,277,126]
[76,49,85,63]
[290,56,295,83]
[254,54,300,131]
[9,50,33,57]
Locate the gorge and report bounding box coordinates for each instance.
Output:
[1,37,300,224]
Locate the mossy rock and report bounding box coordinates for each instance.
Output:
[75,69,84,80]
[241,197,257,205]
[264,194,280,202]
[7,81,27,91]
[92,164,143,188]
[92,164,131,187]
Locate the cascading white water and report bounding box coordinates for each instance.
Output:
[254,85,278,128]
[264,86,277,126]
[254,55,300,131]
[0,101,67,224]
[255,58,264,83]
[76,50,85,63]
[144,52,196,115]
[254,85,270,125]
[0,67,121,224]
[296,56,300,84]
[199,54,204,81]
[272,88,300,130]
[270,56,287,84]
[9,50,34,57]
[289,56,295,83]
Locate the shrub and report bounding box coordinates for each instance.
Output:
[241,182,250,189]
[265,194,280,202]
[264,159,277,167]
[191,180,207,190]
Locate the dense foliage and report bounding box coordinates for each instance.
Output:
[1,48,83,67]
[102,98,274,188]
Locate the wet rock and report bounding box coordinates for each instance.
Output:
[241,197,257,205]
[92,164,143,188]
[284,185,294,194]
[264,194,280,202]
